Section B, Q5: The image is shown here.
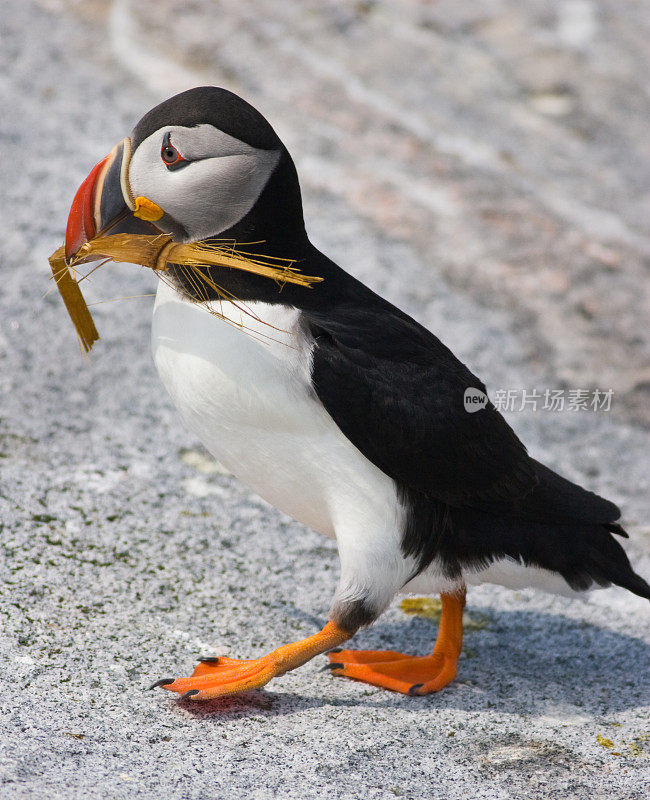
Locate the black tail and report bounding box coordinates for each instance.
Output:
[443,460,650,600]
[583,521,650,599]
[611,567,650,599]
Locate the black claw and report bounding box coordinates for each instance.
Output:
[198,656,220,664]
[180,690,200,701]
[408,683,424,696]
[329,648,343,654]
[323,662,344,671]
[148,678,175,690]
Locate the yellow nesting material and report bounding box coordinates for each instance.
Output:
[49,249,100,353]
[49,234,323,353]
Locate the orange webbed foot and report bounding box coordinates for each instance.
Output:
[326,649,458,695]
[326,590,465,696]
[152,655,280,700]
[150,621,351,701]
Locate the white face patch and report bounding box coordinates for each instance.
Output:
[128,124,281,241]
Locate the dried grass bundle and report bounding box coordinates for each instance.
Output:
[49,249,100,353]
[49,234,323,353]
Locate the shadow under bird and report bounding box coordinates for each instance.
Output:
[63,87,650,700]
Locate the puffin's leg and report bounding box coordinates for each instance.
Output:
[152,512,416,701]
[327,589,465,695]
[153,621,352,700]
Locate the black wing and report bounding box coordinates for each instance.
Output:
[304,303,538,507]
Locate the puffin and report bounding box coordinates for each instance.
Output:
[63,87,650,700]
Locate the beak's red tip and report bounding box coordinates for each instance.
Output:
[64,155,110,262]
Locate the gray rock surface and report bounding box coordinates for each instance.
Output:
[0,1,648,798]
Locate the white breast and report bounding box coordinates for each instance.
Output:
[150,280,400,541]
[150,281,582,602]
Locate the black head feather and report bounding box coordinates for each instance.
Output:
[132,86,282,151]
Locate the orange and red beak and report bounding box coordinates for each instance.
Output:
[64,137,157,264]
[65,153,112,261]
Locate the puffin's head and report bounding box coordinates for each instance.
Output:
[65,87,304,262]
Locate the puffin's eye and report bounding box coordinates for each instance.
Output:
[161,132,188,171]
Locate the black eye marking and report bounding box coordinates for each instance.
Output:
[161,132,189,171]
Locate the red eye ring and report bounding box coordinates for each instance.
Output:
[161,144,179,164]
[161,132,188,170]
